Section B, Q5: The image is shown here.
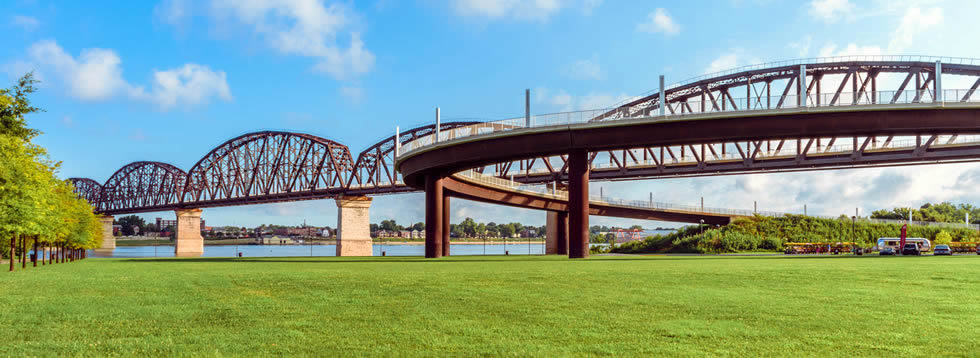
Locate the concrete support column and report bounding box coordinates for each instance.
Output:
[545,211,570,255]
[424,175,444,258]
[97,216,115,250]
[442,194,451,257]
[335,195,374,256]
[567,149,590,259]
[174,208,204,257]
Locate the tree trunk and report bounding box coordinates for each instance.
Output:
[20,235,26,269]
[32,237,37,267]
[41,245,46,266]
[8,235,14,272]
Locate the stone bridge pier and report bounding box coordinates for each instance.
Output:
[175,208,204,257]
[335,195,374,256]
[98,216,115,251]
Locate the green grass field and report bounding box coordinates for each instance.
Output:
[1,255,978,356]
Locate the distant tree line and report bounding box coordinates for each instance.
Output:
[872,202,980,224]
[370,218,546,238]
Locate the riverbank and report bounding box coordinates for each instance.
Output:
[117,239,546,247]
[2,255,977,355]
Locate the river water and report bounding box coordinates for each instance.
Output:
[88,229,676,258]
[88,243,547,258]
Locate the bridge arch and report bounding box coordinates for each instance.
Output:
[67,177,103,207]
[100,161,187,213]
[182,131,354,205]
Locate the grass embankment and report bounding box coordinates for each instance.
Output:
[2,255,978,355]
[615,214,979,254]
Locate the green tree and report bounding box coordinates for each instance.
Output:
[934,230,952,245]
[0,73,42,140]
[116,215,146,236]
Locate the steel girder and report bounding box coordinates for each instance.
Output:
[99,161,187,212]
[594,61,980,121]
[67,178,103,207]
[182,131,353,205]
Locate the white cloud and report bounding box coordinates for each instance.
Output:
[136,64,233,109]
[566,56,603,80]
[154,0,192,30]
[534,87,630,112]
[159,0,375,80]
[788,35,812,57]
[817,42,883,57]
[888,6,942,52]
[635,8,679,35]
[452,0,564,21]
[22,40,232,110]
[340,85,364,102]
[704,53,739,74]
[10,15,40,31]
[28,40,137,101]
[808,0,853,23]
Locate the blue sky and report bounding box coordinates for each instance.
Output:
[4,0,980,229]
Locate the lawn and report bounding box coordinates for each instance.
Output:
[1,255,978,356]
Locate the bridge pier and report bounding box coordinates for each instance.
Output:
[424,175,444,258]
[568,149,590,259]
[545,211,569,255]
[442,194,451,256]
[97,216,115,251]
[174,208,204,257]
[335,195,374,256]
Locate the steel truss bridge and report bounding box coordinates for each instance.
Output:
[69,56,980,257]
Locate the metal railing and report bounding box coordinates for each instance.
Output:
[399,88,980,157]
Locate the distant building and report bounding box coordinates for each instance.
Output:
[273,227,318,237]
[156,217,206,231]
[260,236,296,245]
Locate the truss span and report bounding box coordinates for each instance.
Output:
[100,161,187,213]
[181,131,354,207]
[67,178,102,207]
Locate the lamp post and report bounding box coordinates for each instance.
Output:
[851,215,856,254]
[699,219,705,236]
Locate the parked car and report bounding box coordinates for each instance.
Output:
[902,243,921,256]
[934,244,952,256]
[976,245,980,255]
[879,247,895,256]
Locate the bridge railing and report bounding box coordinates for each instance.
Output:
[615,55,980,108]
[399,88,980,158]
